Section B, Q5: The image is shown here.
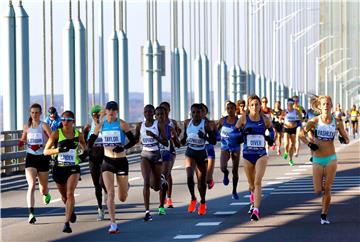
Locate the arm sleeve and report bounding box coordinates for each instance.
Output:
[124,131,136,150]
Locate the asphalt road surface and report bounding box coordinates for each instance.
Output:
[1,138,359,242]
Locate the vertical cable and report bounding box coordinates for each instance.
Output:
[43,0,47,111]
[181,0,184,48]
[198,0,200,54]
[92,0,95,104]
[69,0,72,20]
[85,0,90,105]
[119,0,123,31]
[194,0,196,55]
[155,0,157,40]
[113,0,116,32]
[233,0,235,64]
[50,0,54,105]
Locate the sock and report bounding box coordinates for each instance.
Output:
[200,199,206,204]
[250,192,254,203]
[145,210,150,214]
[253,208,259,213]
[28,207,34,214]
[321,213,327,220]
[65,222,70,227]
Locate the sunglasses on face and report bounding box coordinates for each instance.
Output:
[61,117,75,122]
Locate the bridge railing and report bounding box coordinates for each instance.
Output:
[1,121,185,176]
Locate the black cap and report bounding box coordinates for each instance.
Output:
[106,101,119,110]
[48,106,57,114]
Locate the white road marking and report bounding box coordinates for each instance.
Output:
[280,184,360,188]
[244,194,264,198]
[196,222,222,226]
[298,165,312,168]
[262,188,275,191]
[266,181,283,185]
[272,190,360,195]
[174,234,203,239]
[173,165,183,169]
[50,193,80,204]
[292,169,307,172]
[230,202,249,206]
[129,177,140,182]
[285,172,301,175]
[275,177,292,180]
[214,211,237,215]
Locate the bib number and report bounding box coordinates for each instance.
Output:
[247,135,265,148]
[27,133,43,145]
[102,131,121,146]
[58,149,76,165]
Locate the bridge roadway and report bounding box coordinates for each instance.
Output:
[1,139,360,242]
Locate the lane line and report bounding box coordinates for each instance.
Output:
[285,172,301,175]
[271,190,360,195]
[129,177,140,182]
[172,165,183,169]
[230,202,249,206]
[266,181,283,185]
[244,194,264,198]
[214,211,237,215]
[262,188,275,191]
[280,184,360,188]
[298,165,312,168]
[195,222,222,226]
[275,177,292,180]
[50,193,80,204]
[174,234,203,239]
[292,169,307,172]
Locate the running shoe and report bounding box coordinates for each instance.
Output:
[208,179,215,189]
[163,196,167,205]
[187,199,197,213]
[309,157,313,162]
[198,203,206,216]
[320,218,330,225]
[251,209,260,221]
[294,152,298,157]
[70,212,77,223]
[271,144,276,150]
[158,206,166,215]
[248,203,254,214]
[250,192,254,203]
[144,211,153,222]
[97,208,105,221]
[63,222,72,233]
[232,192,239,200]
[289,160,295,166]
[283,152,288,160]
[223,170,229,186]
[28,213,36,224]
[108,222,120,234]
[43,193,51,205]
[167,198,174,208]
[277,148,281,156]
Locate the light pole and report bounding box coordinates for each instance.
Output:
[315,48,346,95]
[303,35,333,107]
[325,57,351,95]
[334,69,357,107]
[289,23,321,97]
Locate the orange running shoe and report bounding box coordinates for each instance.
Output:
[187,199,197,213]
[198,203,206,216]
[167,198,174,208]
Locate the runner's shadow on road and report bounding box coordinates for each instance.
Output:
[48,166,359,242]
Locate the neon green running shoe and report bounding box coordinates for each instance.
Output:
[289,160,295,166]
[283,152,289,160]
[158,206,166,216]
[43,193,51,205]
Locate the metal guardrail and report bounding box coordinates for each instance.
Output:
[1,121,184,176]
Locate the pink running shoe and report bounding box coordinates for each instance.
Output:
[250,192,254,204]
[277,148,281,156]
[271,144,276,150]
[251,209,260,221]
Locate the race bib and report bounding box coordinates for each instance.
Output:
[220,127,232,139]
[247,135,265,148]
[187,133,205,146]
[58,149,76,165]
[102,130,121,146]
[27,133,43,145]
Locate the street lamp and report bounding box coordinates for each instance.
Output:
[315,48,346,95]
[334,69,358,108]
[325,57,351,94]
[303,35,333,108]
[289,23,322,97]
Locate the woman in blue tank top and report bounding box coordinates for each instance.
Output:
[181,103,217,216]
[159,101,181,208]
[217,101,241,199]
[235,95,275,221]
[88,101,136,234]
[300,96,349,225]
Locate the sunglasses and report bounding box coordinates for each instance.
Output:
[61,117,75,122]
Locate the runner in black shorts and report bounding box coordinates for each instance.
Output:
[44,110,87,233]
[271,101,284,156]
[89,101,136,233]
[83,105,107,221]
[181,103,216,216]
[19,103,52,224]
[135,105,169,221]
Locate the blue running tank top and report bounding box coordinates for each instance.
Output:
[101,119,126,147]
[87,120,103,147]
[220,116,238,150]
[243,115,267,155]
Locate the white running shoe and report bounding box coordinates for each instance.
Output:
[97,208,105,221]
[108,223,119,234]
[320,218,330,225]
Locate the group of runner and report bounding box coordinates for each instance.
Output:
[18,94,356,233]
